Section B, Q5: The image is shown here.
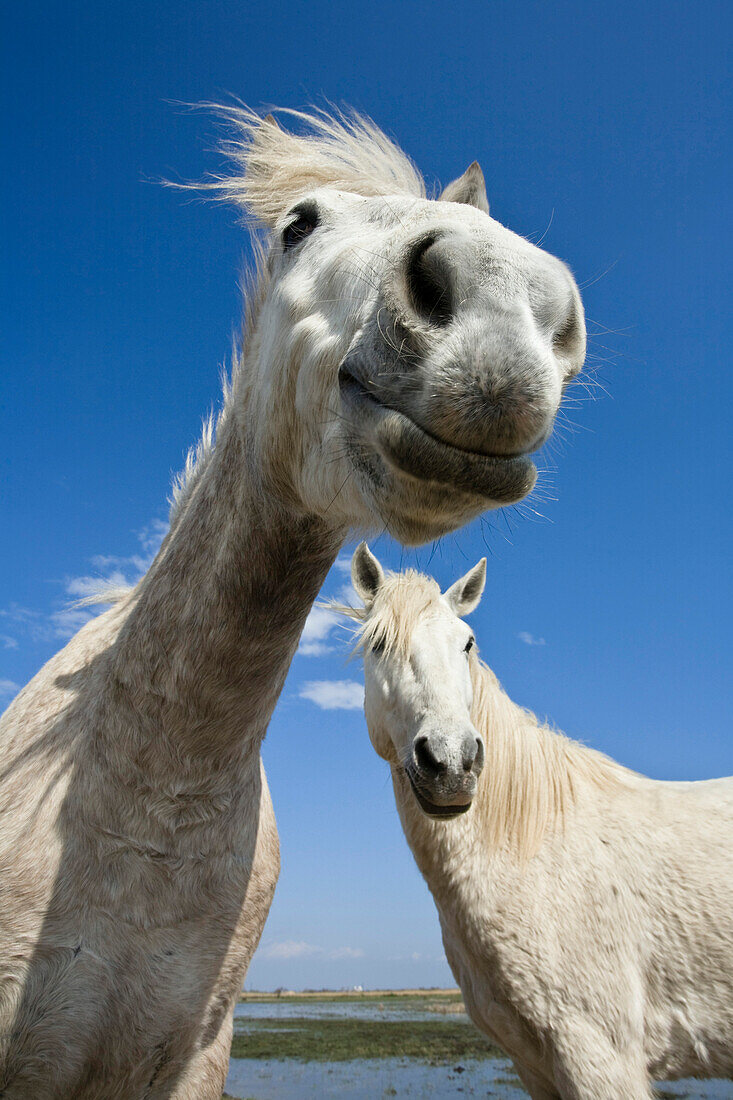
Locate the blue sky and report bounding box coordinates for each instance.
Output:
[2,1,731,990]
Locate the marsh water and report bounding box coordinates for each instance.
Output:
[224,995,732,1099]
[225,1055,528,1098]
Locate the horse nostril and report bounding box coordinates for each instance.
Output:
[414,735,448,776]
[552,294,585,379]
[407,235,453,326]
[461,734,483,773]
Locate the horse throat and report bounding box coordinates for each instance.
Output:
[107,412,344,760]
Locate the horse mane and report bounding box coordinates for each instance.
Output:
[185,103,426,225]
[335,569,631,859]
[468,657,630,859]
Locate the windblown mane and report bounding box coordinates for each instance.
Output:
[337,569,631,859]
[188,103,426,225]
[468,658,629,858]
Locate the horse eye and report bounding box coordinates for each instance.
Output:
[372,638,385,656]
[464,636,474,654]
[282,209,318,251]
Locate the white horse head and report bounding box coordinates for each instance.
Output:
[185,107,586,544]
[350,542,487,816]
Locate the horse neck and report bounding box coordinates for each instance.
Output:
[392,665,624,901]
[104,406,343,770]
[390,766,487,906]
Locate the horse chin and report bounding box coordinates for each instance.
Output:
[338,366,537,525]
[406,773,473,820]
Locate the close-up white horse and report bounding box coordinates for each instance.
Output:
[346,543,733,1100]
[0,107,586,1098]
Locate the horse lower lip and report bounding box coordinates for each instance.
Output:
[407,774,472,818]
[339,373,537,503]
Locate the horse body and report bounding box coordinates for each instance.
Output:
[0,108,586,1095]
[423,774,733,1097]
[350,545,733,1099]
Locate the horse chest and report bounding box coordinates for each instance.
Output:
[0,778,279,1097]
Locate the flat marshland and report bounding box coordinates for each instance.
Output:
[232,989,498,1063]
[223,989,726,1098]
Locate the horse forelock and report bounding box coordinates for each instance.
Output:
[329,570,442,661]
[189,103,426,225]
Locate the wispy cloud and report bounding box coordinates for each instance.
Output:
[63,519,168,609]
[333,554,354,574]
[329,946,365,960]
[138,519,169,557]
[50,607,96,639]
[0,604,55,644]
[0,679,20,699]
[518,631,546,647]
[260,940,322,960]
[297,580,358,657]
[64,570,131,599]
[299,680,364,711]
[298,605,339,657]
[260,940,364,961]
[0,602,98,643]
[0,519,169,645]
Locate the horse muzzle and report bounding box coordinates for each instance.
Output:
[405,728,485,819]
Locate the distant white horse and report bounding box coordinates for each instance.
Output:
[346,543,733,1100]
[0,107,586,1098]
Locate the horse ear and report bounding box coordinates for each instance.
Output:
[439,162,490,215]
[444,558,487,616]
[351,542,384,605]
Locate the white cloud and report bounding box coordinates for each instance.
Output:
[299,680,364,711]
[64,570,130,600]
[260,940,364,961]
[0,679,20,698]
[63,519,168,604]
[0,602,95,643]
[299,605,338,653]
[0,605,42,628]
[298,641,334,657]
[137,519,168,556]
[329,946,364,960]
[0,604,54,645]
[261,940,322,960]
[518,631,546,647]
[0,519,170,649]
[50,607,96,640]
[297,581,359,657]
